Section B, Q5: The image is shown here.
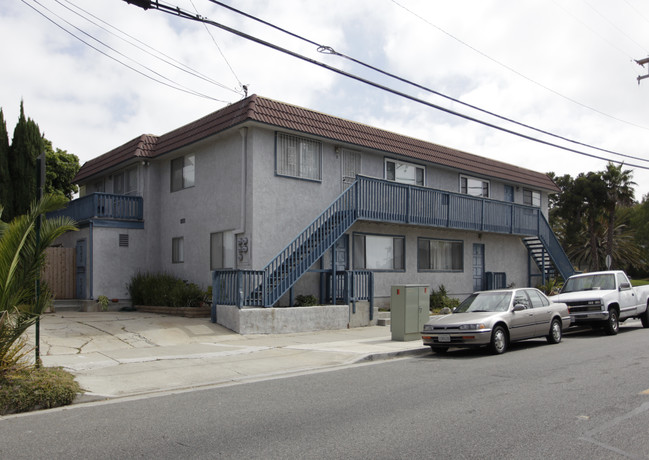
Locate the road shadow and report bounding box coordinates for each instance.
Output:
[417,338,551,360]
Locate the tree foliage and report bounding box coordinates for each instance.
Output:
[0,195,77,372]
[7,102,41,222]
[0,102,80,222]
[0,109,9,220]
[43,138,80,200]
[549,163,641,272]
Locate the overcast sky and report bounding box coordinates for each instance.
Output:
[2,0,649,198]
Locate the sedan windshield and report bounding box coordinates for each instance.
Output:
[561,274,615,293]
[455,292,512,313]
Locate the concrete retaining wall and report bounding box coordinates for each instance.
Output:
[216,301,378,334]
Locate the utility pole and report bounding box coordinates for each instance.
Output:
[636,57,649,84]
[34,152,45,367]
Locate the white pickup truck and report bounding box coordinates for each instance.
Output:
[551,271,649,335]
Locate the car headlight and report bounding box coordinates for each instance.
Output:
[459,323,486,330]
[423,324,434,332]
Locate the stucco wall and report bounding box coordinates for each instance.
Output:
[69,121,554,303]
[152,130,246,290]
[91,226,148,300]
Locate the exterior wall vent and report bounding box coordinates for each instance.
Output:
[119,234,129,248]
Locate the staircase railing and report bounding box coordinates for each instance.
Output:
[212,176,573,310]
[536,213,575,280]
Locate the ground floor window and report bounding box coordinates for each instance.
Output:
[353,233,405,271]
[172,237,184,263]
[418,238,463,271]
[210,231,235,270]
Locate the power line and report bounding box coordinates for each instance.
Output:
[392,0,649,132]
[23,0,230,102]
[123,0,649,171]
[582,0,648,55]
[60,0,242,95]
[205,0,649,165]
[188,0,244,94]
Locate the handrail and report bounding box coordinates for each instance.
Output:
[47,193,143,222]
[213,176,572,309]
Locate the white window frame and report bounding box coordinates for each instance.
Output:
[460,175,490,198]
[385,159,424,186]
[276,133,322,181]
[523,189,541,207]
[353,233,405,271]
[417,238,464,272]
[171,155,195,192]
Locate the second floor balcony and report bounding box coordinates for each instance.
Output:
[48,193,143,224]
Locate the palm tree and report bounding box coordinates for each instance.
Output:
[567,210,646,272]
[602,163,636,267]
[0,194,76,371]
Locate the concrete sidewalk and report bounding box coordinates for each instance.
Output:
[26,312,428,401]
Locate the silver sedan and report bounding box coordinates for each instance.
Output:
[421,288,571,354]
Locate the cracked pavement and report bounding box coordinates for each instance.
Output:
[24,311,428,399]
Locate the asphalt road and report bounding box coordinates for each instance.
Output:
[3,320,649,459]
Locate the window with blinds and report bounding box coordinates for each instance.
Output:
[276,133,322,181]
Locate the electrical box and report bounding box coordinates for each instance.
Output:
[390,284,430,341]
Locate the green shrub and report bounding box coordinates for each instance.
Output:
[429,285,460,314]
[295,295,318,307]
[0,367,81,415]
[169,282,204,308]
[127,272,206,307]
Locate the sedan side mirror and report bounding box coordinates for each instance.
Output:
[513,304,527,312]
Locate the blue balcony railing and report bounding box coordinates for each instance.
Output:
[48,193,143,222]
[212,175,573,313]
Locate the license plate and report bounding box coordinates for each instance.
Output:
[438,335,451,343]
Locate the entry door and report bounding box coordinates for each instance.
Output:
[473,244,485,292]
[334,235,349,271]
[75,239,87,299]
[342,149,361,192]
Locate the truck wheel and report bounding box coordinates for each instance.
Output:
[642,304,649,328]
[605,308,619,335]
[489,326,508,354]
[547,319,562,344]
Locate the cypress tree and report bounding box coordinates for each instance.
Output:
[0,108,10,220]
[7,101,42,221]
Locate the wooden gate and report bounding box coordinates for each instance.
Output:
[42,247,76,299]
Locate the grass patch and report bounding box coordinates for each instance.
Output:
[632,279,649,287]
[0,367,81,415]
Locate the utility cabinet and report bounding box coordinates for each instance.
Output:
[390,284,430,341]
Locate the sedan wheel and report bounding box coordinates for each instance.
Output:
[547,319,562,344]
[489,326,507,355]
[605,309,619,336]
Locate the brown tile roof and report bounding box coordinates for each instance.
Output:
[74,134,157,182]
[74,95,559,191]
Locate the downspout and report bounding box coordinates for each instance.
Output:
[234,127,248,253]
[213,127,248,321]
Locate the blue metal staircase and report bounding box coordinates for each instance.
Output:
[212,176,574,309]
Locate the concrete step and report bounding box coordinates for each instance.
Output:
[377,318,391,327]
[376,311,391,326]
